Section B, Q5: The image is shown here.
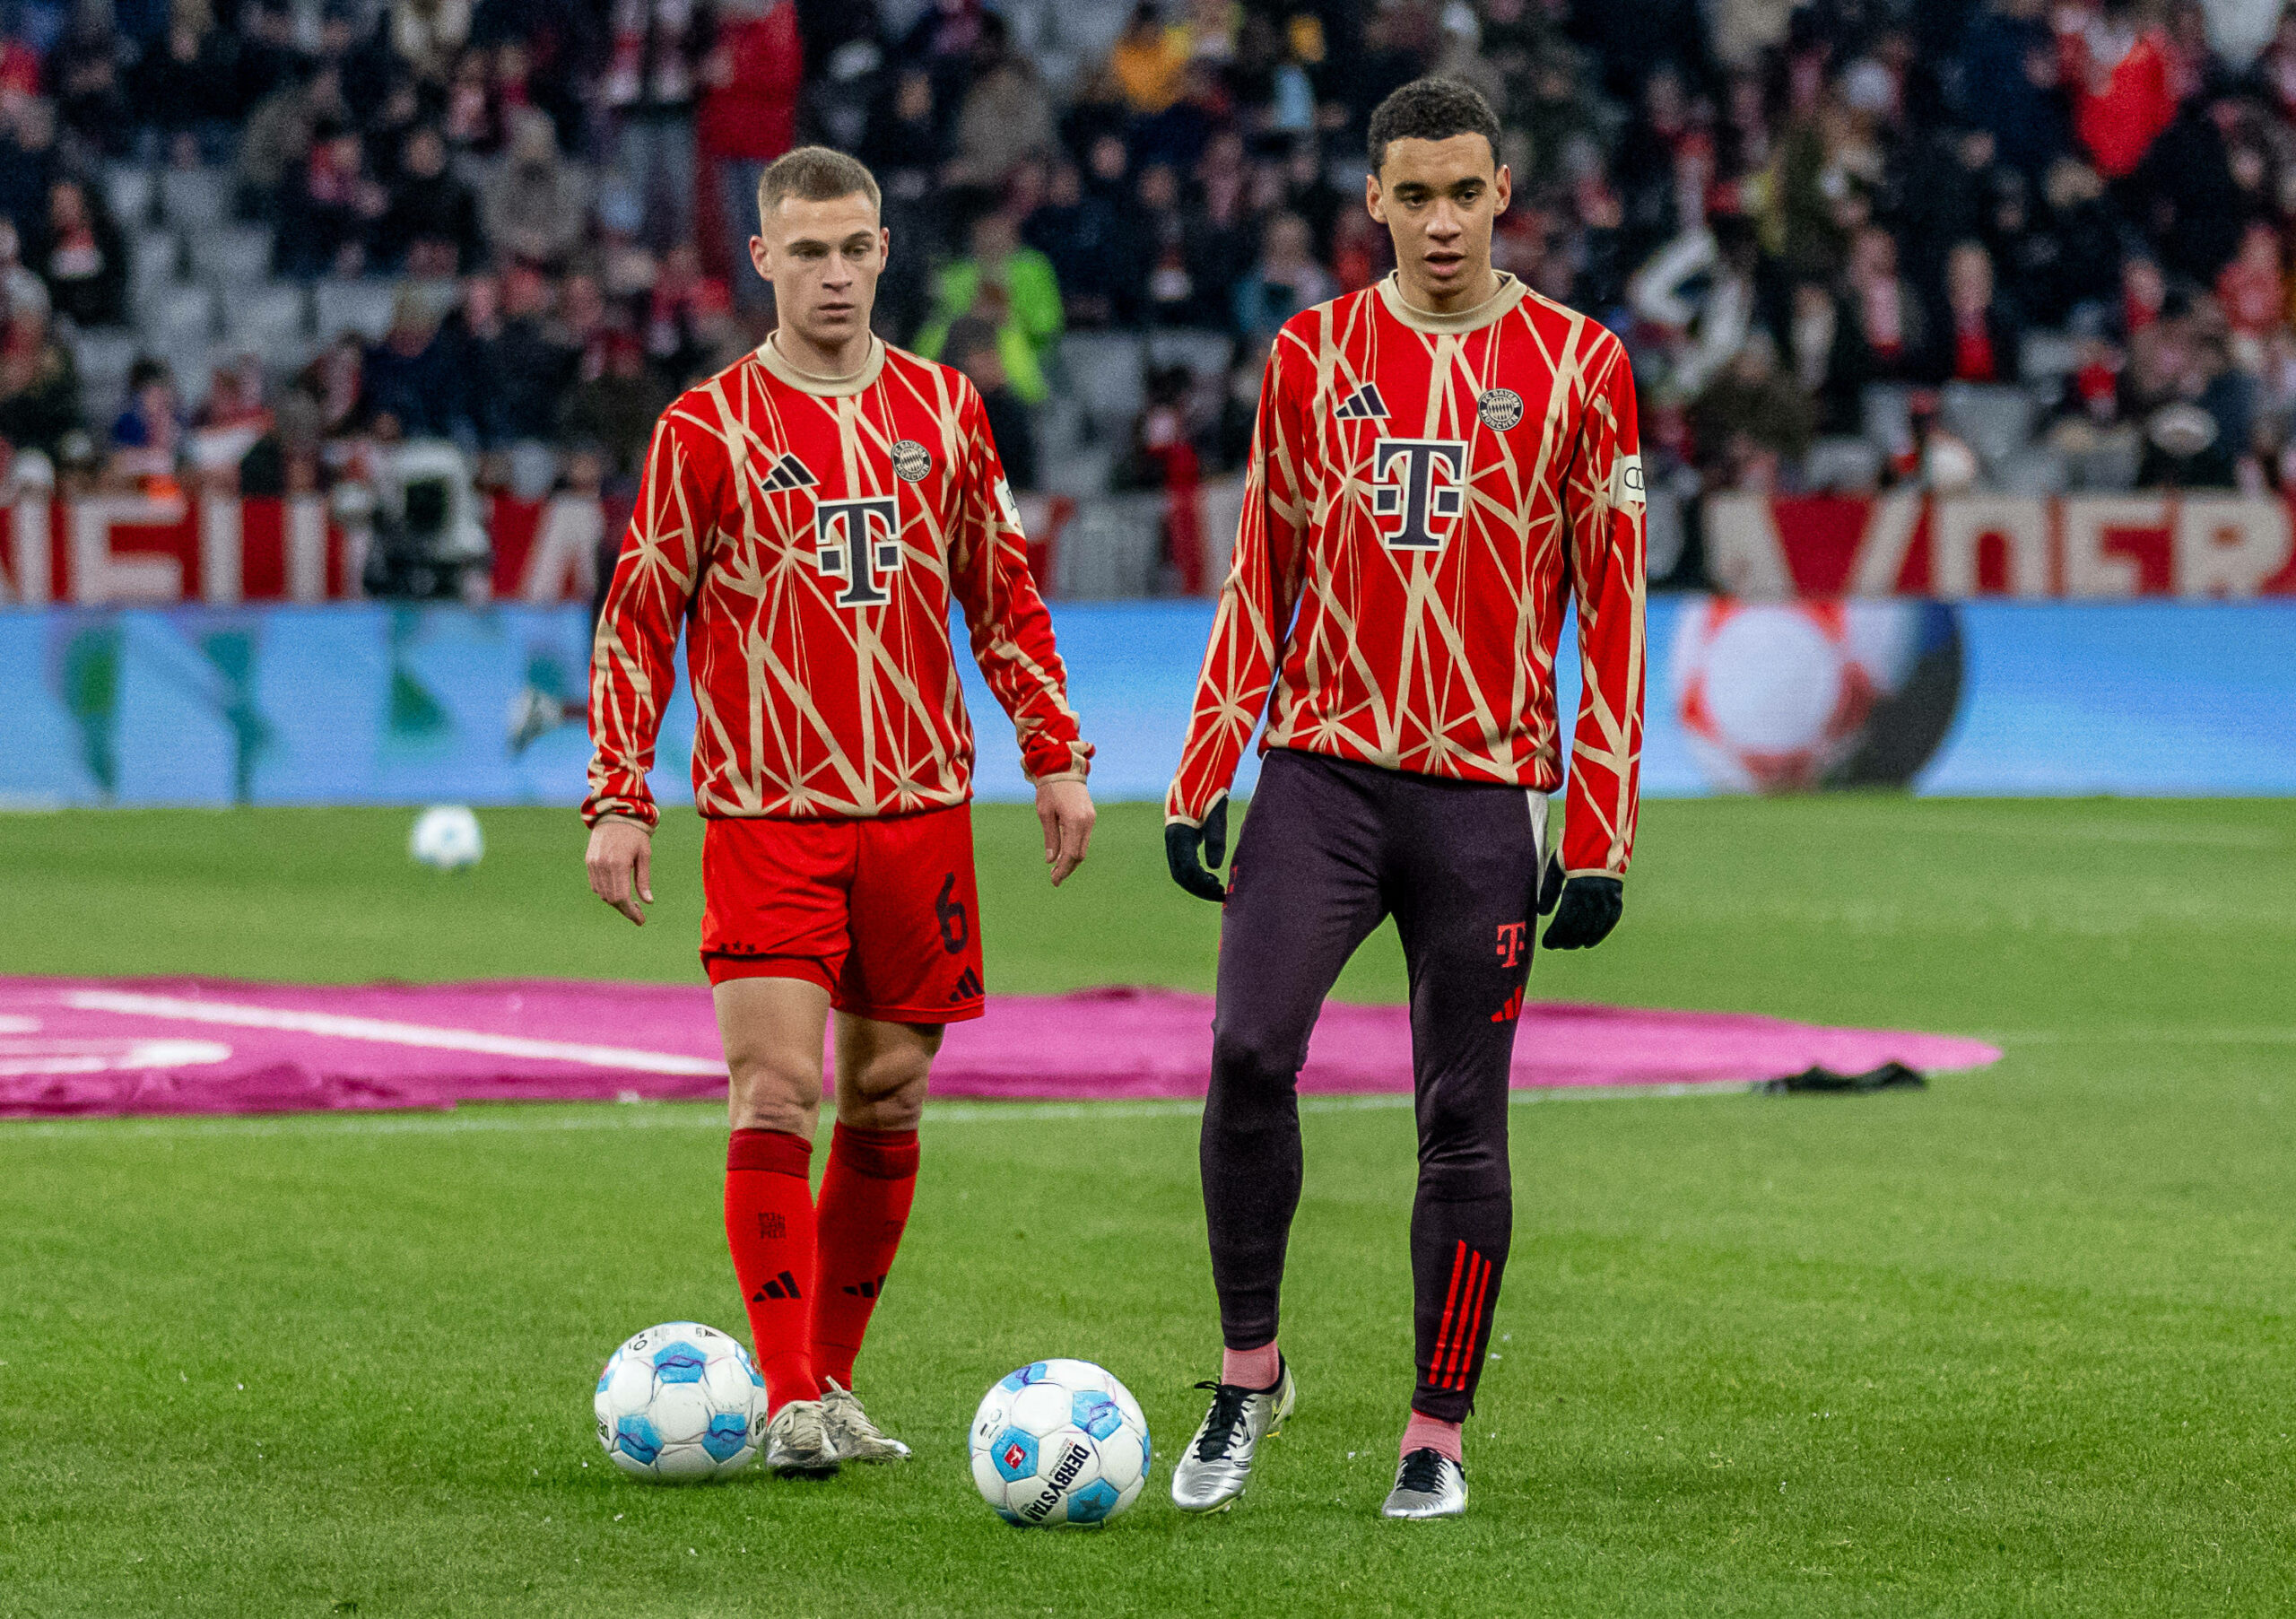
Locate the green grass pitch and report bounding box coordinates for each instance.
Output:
[3,797,2293,1616]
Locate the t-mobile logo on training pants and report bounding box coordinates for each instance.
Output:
[815,498,902,607]
[1370,438,1468,551]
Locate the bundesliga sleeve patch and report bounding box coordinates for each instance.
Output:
[1611,453,1646,509]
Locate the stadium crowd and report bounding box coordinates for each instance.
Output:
[1,0,2295,590]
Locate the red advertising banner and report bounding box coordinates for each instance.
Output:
[1707,493,2296,600]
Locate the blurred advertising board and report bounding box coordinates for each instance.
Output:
[1709,493,2296,600]
[2,599,2292,809]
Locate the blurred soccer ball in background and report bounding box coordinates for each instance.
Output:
[594,1322,762,1482]
[409,805,484,869]
[970,1359,1151,1528]
[1671,599,1964,794]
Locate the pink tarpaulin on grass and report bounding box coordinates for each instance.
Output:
[0,978,2000,1119]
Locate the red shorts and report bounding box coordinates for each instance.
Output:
[700,804,986,1024]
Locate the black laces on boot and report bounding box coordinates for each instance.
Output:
[1190,1380,1255,1461]
[1396,1448,1454,1493]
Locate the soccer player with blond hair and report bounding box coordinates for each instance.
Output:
[584,147,1096,1477]
[1162,79,1646,1519]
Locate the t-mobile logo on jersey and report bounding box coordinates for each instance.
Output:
[814,497,902,608]
[1370,438,1468,551]
[1494,921,1527,969]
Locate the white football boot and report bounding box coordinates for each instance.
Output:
[819,1377,912,1463]
[1380,1448,1467,1519]
[762,1399,840,1478]
[1170,1360,1297,1513]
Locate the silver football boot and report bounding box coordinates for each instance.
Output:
[1380,1448,1467,1519]
[762,1398,840,1477]
[818,1376,912,1463]
[1170,1360,1297,1512]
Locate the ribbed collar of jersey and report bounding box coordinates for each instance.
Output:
[1375,270,1527,335]
[757,330,886,397]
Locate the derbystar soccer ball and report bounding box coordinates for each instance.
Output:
[1671,599,1955,794]
[970,1360,1151,1528]
[409,805,484,869]
[594,1322,763,1481]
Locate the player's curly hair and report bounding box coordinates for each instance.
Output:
[1366,78,1502,172]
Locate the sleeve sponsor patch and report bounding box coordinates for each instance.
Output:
[1610,453,1646,510]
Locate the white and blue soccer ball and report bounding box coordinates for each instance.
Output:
[969,1359,1151,1528]
[594,1322,763,1482]
[409,805,484,870]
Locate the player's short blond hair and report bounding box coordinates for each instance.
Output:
[756,146,883,225]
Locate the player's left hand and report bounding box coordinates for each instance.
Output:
[1036,778,1096,886]
[1542,875,1623,950]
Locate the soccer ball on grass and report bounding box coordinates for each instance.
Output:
[409,805,484,869]
[594,1321,763,1481]
[970,1359,1151,1527]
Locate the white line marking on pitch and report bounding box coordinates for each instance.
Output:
[61,990,726,1077]
[0,1081,1757,1141]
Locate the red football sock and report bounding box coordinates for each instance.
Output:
[1222,1341,1281,1389]
[809,1122,919,1388]
[724,1128,820,1415]
[1402,1408,1465,1465]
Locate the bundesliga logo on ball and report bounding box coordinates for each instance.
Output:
[968,1360,1151,1528]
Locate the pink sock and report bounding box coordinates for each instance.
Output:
[1402,1409,1464,1465]
[1221,1341,1280,1388]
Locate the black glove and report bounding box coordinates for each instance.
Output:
[1541,871,1622,950]
[1165,797,1230,902]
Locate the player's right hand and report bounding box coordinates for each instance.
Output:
[586,818,654,926]
[1165,797,1230,903]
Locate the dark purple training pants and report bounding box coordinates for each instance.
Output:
[1203,748,1548,1422]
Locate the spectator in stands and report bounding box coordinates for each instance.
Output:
[1231,211,1334,341]
[134,0,245,168]
[1940,240,2024,386]
[0,279,82,459]
[51,22,136,163]
[559,329,669,480]
[604,0,708,251]
[463,264,572,445]
[1784,275,1873,437]
[944,314,1037,492]
[374,126,482,276]
[1022,161,1122,328]
[916,210,1062,406]
[1689,329,1815,492]
[2063,0,2178,181]
[1961,0,2069,178]
[2216,219,2284,366]
[301,332,368,440]
[1107,3,1189,117]
[109,356,185,487]
[696,0,804,304]
[276,121,388,279]
[944,13,1057,198]
[363,288,461,441]
[237,386,326,498]
[240,65,344,222]
[1630,213,1762,400]
[37,180,128,331]
[483,108,591,270]
[387,0,472,87]
[0,93,58,240]
[1844,224,1931,385]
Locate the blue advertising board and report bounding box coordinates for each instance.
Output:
[0,598,2292,807]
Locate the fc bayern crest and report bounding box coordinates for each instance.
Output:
[1477,387,1524,431]
[891,440,933,482]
